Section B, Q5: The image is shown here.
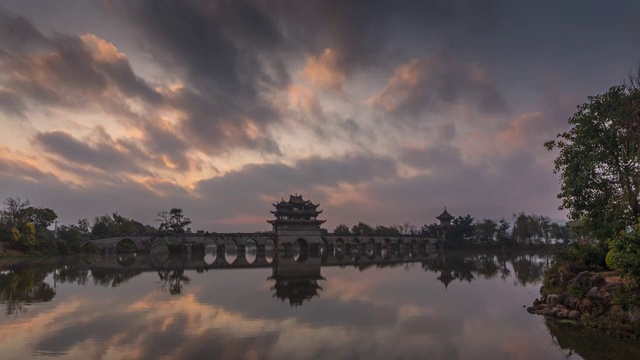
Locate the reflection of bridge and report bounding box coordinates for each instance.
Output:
[80,245,440,271]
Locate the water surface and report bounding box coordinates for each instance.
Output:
[0,250,638,359]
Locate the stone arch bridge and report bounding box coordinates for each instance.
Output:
[80,233,441,254]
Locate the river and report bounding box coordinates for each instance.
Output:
[0,249,638,359]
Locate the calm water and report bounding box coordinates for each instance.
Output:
[0,249,638,360]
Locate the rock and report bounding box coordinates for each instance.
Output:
[587,287,603,302]
[578,298,593,313]
[533,298,541,306]
[589,275,606,288]
[558,293,569,306]
[568,296,580,310]
[539,307,551,316]
[559,270,577,286]
[550,305,566,316]
[628,309,640,324]
[557,309,569,318]
[567,310,581,320]
[561,294,578,309]
[609,305,627,322]
[570,271,591,286]
[547,294,559,307]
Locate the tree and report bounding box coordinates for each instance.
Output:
[446,215,475,248]
[545,77,640,241]
[351,222,374,236]
[333,224,351,235]
[22,207,57,229]
[156,208,191,233]
[1,197,30,227]
[475,219,497,243]
[496,218,511,245]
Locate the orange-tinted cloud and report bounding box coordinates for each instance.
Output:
[303,48,346,92]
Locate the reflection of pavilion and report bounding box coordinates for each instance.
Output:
[269,254,324,306]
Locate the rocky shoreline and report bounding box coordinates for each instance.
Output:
[527,270,640,339]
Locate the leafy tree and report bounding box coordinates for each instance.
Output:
[374,225,402,236]
[545,79,640,241]
[420,223,439,237]
[474,219,497,243]
[22,207,57,229]
[351,222,374,236]
[333,224,351,235]
[496,218,511,245]
[156,208,191,233]
[606,224,640,285]
[446,215,475,248]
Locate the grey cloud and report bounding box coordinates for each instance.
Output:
[400,144,462,172]
[34,130,153,176]
[0,7,48,53]
[0,88,25,117]
[370,56,507,119]
[109,0,287,155]
[196,154,397,200]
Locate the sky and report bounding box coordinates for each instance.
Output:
[0,0,639,232]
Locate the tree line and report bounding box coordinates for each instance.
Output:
[0,197,192,256]
[332,212,575,248]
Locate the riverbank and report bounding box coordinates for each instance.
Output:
[528,267,640,340]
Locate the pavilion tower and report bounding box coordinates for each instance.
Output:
[267,194,325,251]
[436,207,454,241]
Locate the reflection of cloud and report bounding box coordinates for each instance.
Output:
[0,300,84,359]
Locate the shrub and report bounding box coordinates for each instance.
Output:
[606,223,640,285]
[551,242,608,272]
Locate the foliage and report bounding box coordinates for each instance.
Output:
[606,223,640,285]
[445,215,475,248]
[351,222,374,236]
[333,224,350,235]
[545,82,640,241]
[156,208,191,233]
[21,207,57,229]
[474,219,497,243]
[611,283,640,311]
[551,242,608,272]
[92,213,155,237]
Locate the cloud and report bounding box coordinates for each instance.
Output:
[0,88,26,117]
[33,130,154,177]
[303,48,346,92]
[369,56,507,117]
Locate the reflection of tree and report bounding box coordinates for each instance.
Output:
[157,269,191,295]
[544,318,640,360]
[0,267,55,315]
[510,254,545,287]
[421,251,548,289]
[91,268,143,287]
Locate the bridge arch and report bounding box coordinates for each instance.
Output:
[204,244,217,265]
[293,238,309,263]
[81,241,102,254]
[150,240,169,254]
[115,237,139,253]
[223,238,238,265]
[350,238,361,251]
[245,238,258,264]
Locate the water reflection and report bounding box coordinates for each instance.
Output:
[0,250,636,359]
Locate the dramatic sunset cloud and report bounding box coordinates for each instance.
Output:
[0,0,639,231]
